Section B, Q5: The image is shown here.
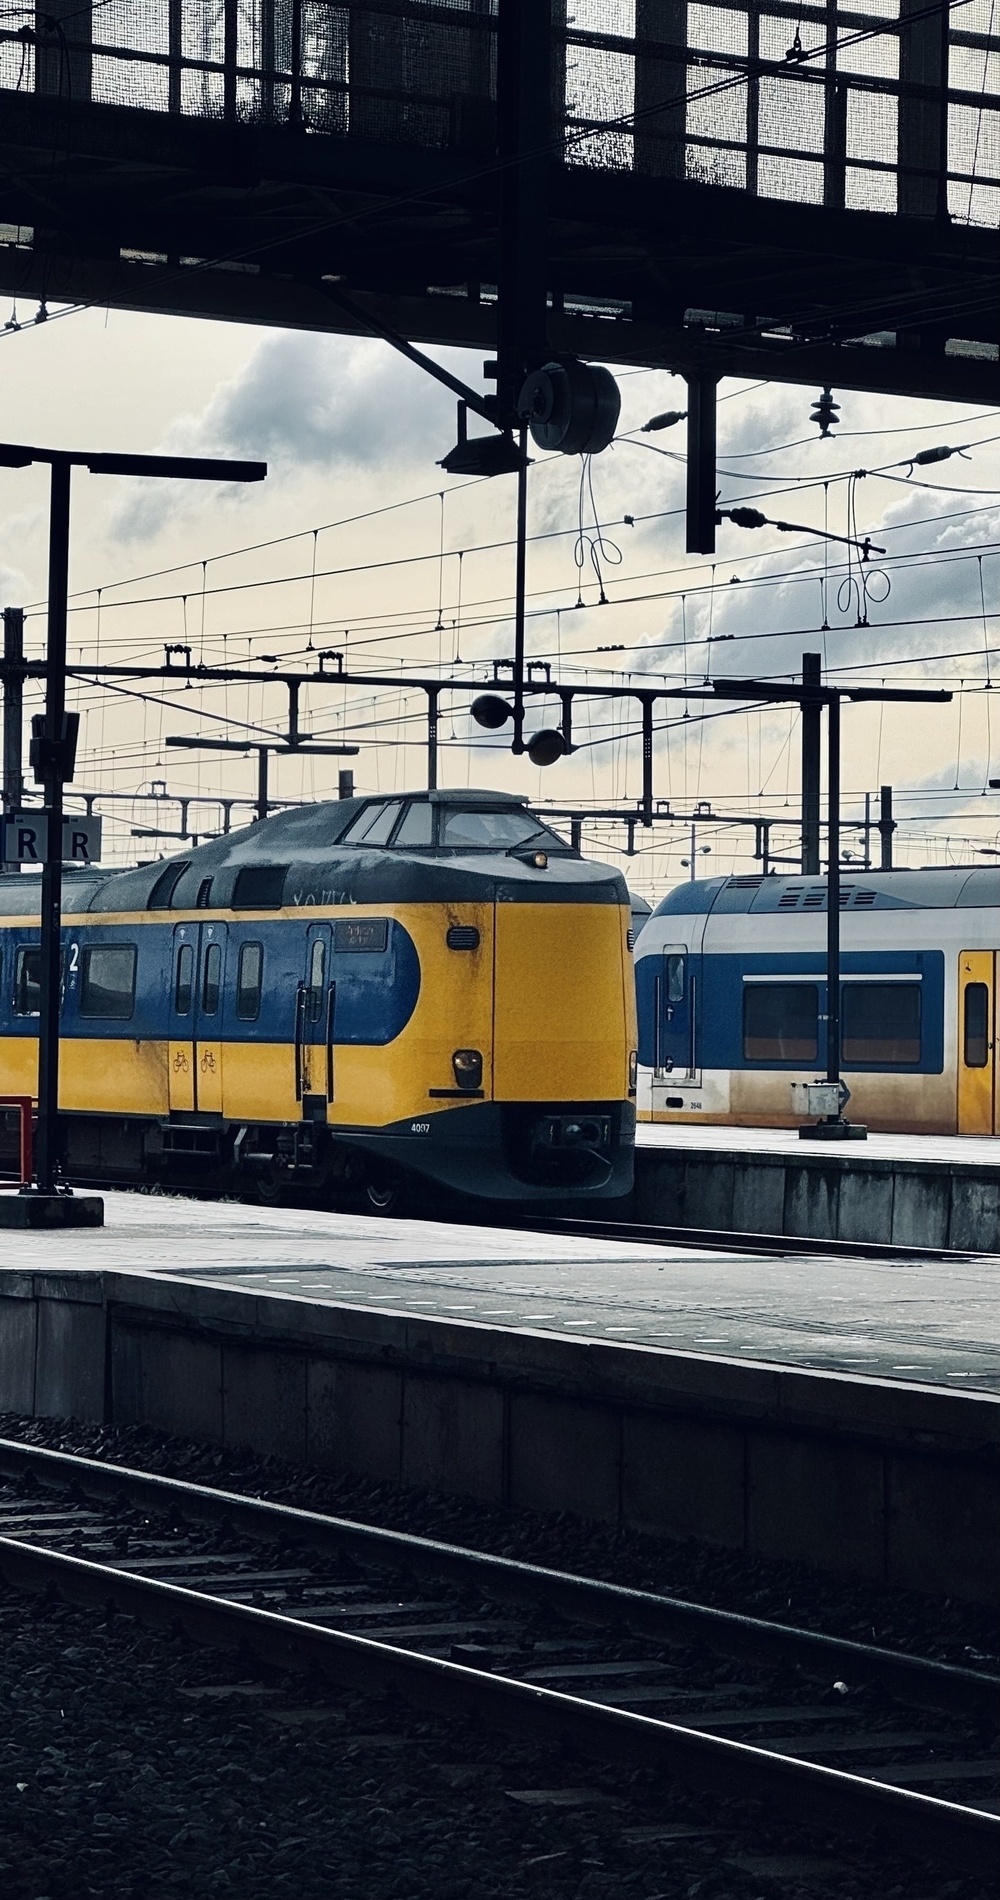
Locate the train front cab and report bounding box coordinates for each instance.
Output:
[958,951,1000,1133]
[154,896,634,1203]
[318,888,637,1203]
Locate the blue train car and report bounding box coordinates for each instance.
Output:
[635,867,1000,1136]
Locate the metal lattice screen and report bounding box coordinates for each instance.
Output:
[0,1,996,227]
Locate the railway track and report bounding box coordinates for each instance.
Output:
[0,1437,995,1874]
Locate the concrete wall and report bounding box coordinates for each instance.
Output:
[0,1267,997,1607]
[635,1147,1000,1250]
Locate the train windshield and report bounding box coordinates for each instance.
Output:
[438,808,571,852]
[340,799,574,853]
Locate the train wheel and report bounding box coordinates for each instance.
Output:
[363,1170,405,1216]
[253,1166,286,1207]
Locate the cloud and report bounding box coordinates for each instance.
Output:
[108,329,472,542]
[0,557,33,608]
[181,330,462,468]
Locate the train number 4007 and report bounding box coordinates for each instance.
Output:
[409,1121,431,1135]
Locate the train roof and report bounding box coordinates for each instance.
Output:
[0,790,629,915]
[650,865,1000,918]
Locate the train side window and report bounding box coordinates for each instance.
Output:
[236,942,263,1022]
[80,945,136,1020]
[666,954,685,1002]
[963,982,989,1068]
[394,803,434,847]
[14,947,40,1017]
[201,942,222,1016]
[341,802,402,845]
[361,801,402,846]
[842,983,920,1064]
[743,983,818,1061]
[308,938,326,1022]
[174,943,194,1015]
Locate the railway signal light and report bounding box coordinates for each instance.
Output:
[29,710,79,784]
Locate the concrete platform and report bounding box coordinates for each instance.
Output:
[635,1123,1000,1252]
[0,1193,996,1605]
[0,1190,997,1392]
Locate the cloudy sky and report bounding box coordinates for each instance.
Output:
[1,299,997,896]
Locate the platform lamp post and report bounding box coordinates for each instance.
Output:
[711,674,951,1140]
[0,444,266,1229]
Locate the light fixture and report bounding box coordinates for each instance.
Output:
[471,694,512,730]
[439,402,527,479]
[517,360,621,455]
[526,729,565,767]
[451,1049,483,1090]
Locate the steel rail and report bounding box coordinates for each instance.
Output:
[0,1531,996,1877]
[0,1438,993,1720]
[0,1439,996,1873]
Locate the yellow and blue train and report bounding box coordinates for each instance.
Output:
[0,789,637,1208]
[635,865,1000,1135]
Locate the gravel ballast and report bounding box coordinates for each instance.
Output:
[0,1412,995,1898]
[0,1413,994,1672]
[0,1585,993,1900]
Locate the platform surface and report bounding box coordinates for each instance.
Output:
[637,1122,1000,1169]
[2,1189,998,1395]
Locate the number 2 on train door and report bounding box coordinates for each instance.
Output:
[957,951,997,1135]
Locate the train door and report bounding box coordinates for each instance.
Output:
[957,951,998,1134]
[653,947,695,1077]
[167,922,227,1115]
[296,923,334,1117]
[168,924,196,1112]
[195,922,227,1116]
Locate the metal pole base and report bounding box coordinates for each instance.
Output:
[798,1119,868,1142]
[0,1191,104,1228]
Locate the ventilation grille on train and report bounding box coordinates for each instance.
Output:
[726,875,765,889]
[447,925,480,950]
[777,884,879,911]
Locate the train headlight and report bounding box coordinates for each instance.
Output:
[452,1049,483,1091]
[628,1049,638,1093]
